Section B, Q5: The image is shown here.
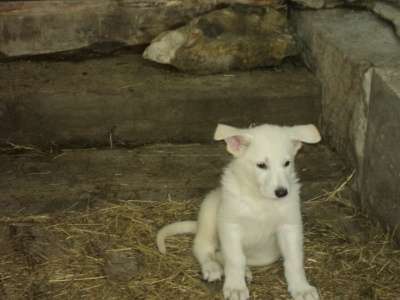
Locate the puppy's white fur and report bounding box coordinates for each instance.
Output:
[157,123,321,300]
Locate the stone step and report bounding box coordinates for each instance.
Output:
[362,66,400,244]
[0,143,347,215]
[293,8,400,243]
[0,53,320,147]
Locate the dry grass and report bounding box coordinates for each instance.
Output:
[0,176,399,300]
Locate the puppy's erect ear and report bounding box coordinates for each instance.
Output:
[214,124,251,156]
[289,124,321,153]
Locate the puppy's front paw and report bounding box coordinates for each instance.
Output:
[201,260,223,282]
[223,280,249,300]
[290,284,319,300]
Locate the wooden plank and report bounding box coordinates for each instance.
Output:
[0,53,320,147]
[0,144,346,215]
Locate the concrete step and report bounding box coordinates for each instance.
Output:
[0,53,320,147]
[0,143,347,215]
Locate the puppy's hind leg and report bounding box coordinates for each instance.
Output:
[193,189,223,282]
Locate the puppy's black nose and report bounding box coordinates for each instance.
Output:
[275,187,288,198]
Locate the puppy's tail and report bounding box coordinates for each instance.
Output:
[156,221,197,254]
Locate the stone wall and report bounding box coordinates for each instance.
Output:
[362,67,400,243]
[293,8,400,242]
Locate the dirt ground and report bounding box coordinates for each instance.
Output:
[0,186,399,300]
[0,144,399,299]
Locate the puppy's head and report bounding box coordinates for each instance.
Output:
[215,123,321,200]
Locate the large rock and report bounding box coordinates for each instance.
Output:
[143,5,298,74]
[0,0,220,58]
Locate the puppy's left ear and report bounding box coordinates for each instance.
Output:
[289,124,321,153]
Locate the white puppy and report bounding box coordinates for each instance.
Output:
[157,123,321,300]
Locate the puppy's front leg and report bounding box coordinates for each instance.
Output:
[277,224,319,300]
[219,224,249,300]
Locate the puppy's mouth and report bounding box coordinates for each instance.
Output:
[271,194,289,201]
[260,189,289,200]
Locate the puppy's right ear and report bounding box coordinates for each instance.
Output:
[214,124,251,156]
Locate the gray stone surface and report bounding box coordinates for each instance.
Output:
[385,0,400,6]
[362,67,400,243]
[291,0,400,39]
[293,9,400,187]
[291,0,325,9]
[0,0,219,58]
[0,143,347,215]
[372,1,400,37]
[294,8,400,240]
[103,251,141,282]
[0,53,320,147]
[144,5,298,74]
[381,0,400,6]
[222,0,285,5]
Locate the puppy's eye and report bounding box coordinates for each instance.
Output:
[257,162,268,169]
[284,161,290,167]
